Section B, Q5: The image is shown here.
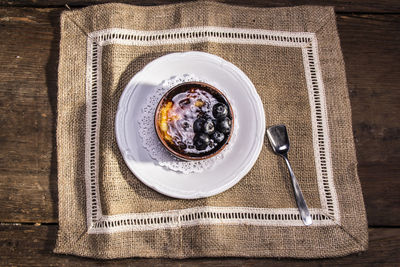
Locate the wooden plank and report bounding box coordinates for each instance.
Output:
[0,0,399,13]
[337,14,400,226]
[358,164,400,226]
[0,8,59,223]
[0,8,399,225]
[0,225,399,265]
[338,14,400,165]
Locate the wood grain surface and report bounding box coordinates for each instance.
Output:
[0,225,399,265]
[0,0,399,13]
[0,7,59,223]
[0,7,398,225]
[0,1,399,265]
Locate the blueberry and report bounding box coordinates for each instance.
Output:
[217,117,232,134]
[193,118,215,134]
[212,103,228,119]
[203,119,215,135]
[193,133,210,150]
[211,131,225,143]
[193,118,205,133]
[209,139,216,149]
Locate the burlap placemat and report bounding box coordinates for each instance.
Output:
[55,2,367,259]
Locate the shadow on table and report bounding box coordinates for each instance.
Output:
[111,52,181,201]
[45,7,63,252]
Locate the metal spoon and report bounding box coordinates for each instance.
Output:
[266,125,312,226]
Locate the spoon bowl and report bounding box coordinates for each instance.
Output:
[267,125,290,155]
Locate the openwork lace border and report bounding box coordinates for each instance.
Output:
[85,26,339,234]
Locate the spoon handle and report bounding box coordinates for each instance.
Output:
[282,155,312,226]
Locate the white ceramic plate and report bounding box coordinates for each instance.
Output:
[115,51,265,199]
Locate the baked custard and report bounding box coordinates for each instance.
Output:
[155,82,233,160]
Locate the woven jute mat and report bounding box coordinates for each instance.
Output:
[55,2,367,259]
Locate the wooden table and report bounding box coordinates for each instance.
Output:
[0,0,399,265]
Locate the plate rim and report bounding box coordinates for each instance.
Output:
[115,51,265,199]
